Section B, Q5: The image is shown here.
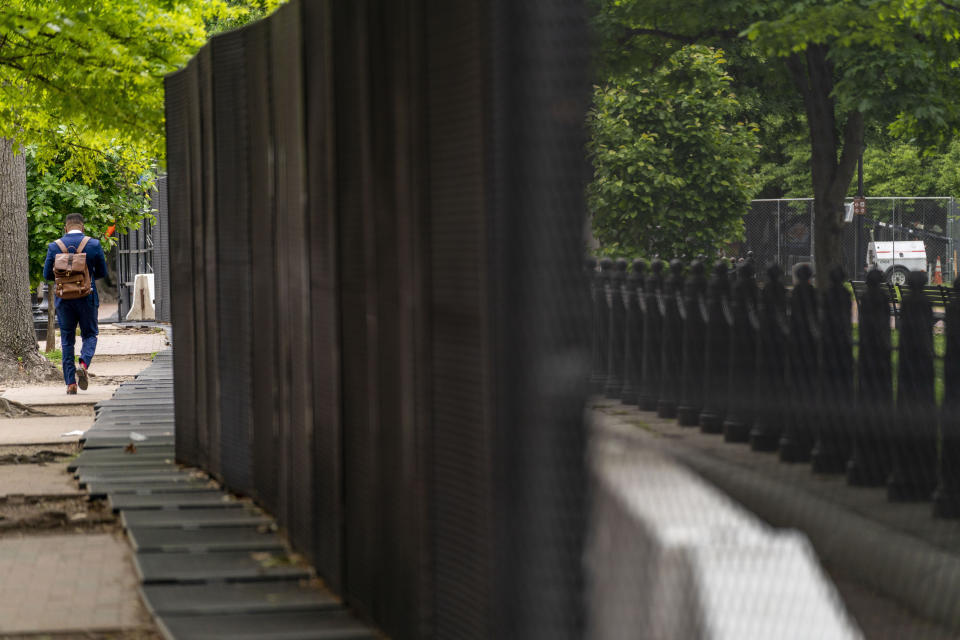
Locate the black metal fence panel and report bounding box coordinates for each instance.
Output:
[199,45,222,477]
[243,18,282,520]
[486,4,591,636]
[165,68,198,468]
[153,175,171,323]
[211,29,253,496]
[301,0,344,594]
[165,1,590,637]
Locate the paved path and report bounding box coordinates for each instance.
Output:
[0,533,148,634]
[0,416,92,445]
[0,464,83,497]
[40,333,168,357]
[2,386,117,407]
[88,360,152,378]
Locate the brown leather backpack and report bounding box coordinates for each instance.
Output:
[53,237,93,300]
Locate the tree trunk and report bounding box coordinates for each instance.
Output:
[45,282,56,352]
[0,137,55,382]
[787,48,863,283]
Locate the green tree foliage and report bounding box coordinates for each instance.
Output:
[588,45,759,257]
[26,147,154,288]
[0,0,279,176]
[593,0,960,278]
[8,0,281,283]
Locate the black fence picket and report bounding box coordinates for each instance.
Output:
[935,279,960,516]
[656,260,685,418]
[677,260,707,426]
[812,267,853,474]
[781,264,817,463]
[723,262,757,443]
[604,258,628,399]
[639,260,664,411]
[699,260,731,433]
[889,271,937,501]
[620,259,645,405]
[848,269,892,486]
[586,252,958,521]
[750,264,787,451]
[591,258,612,393]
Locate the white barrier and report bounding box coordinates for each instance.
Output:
[125,273,156,321]
[586,429,861,640]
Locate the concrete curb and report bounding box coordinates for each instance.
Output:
[594,413,960,634]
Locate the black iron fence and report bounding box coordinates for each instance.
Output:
[165,1,590,638]
[590,256,960,516]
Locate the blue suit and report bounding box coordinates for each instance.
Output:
[43,231,108,385]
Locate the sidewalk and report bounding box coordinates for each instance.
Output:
[592,400,960,638]
[0,324,171,638]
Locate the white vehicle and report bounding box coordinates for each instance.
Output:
[866,240,927,286]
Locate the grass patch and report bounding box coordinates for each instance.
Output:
[42,348,62,364]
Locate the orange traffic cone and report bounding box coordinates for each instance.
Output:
[934,256,943,285]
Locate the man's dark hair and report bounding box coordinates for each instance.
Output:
[64,213,84,228]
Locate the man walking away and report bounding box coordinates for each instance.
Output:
[43,213,108,394]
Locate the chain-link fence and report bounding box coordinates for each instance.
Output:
[745,198,958,283]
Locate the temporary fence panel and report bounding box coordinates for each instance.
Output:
[164,0,590,638]
[153,176,171,323]
[211,29,253,496]
[302,0,344,595]
[165,68,198,468]
[243,19,283,521]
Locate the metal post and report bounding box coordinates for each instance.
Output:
[888,270,937,501]
[780,263,817,462]
[590,258,612,392]
[638,260,664,411]
[934,278,960,516]
[656,259,685,418]
[848,269,893,486]
[812,266,853,473]
[699,260,731,433]
[750,263,788,451]
[677,260,707,426]
[604,259,628,399]
[620,259,645,405]
[722,261,758,443]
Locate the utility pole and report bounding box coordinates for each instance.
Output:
[856,147,865,279]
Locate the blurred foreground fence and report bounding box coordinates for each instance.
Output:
[165,0,590,638]
[591,257,960,517]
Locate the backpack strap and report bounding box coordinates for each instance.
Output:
[76,236,91,253]
[54,239,68,253]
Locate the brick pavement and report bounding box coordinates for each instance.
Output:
[0,533,147,634]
